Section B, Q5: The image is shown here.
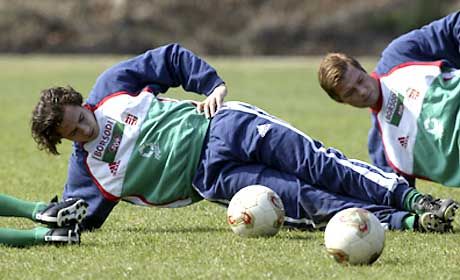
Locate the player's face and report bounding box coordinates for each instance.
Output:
[57,105,99,143]
[335,65,379,108]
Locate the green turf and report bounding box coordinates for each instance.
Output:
[0,55,459,279]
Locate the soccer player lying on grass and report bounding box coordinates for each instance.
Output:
[0,193,87,246]
[318,11,460,189]
[31,43,458,234]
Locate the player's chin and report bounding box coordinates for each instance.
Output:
[356,99,372,108]
[349,102,367,108]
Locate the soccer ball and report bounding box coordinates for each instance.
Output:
[227,185,285,237]
[324,208,385,265]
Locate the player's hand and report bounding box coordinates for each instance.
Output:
[197,84,227,118]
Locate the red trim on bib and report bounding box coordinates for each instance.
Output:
[372,113,431,183]
[83,158,120,202]
[378,60,443,78]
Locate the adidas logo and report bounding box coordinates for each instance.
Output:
[108,161,120,176]
[398,136,409,148]
[257,124,271,137]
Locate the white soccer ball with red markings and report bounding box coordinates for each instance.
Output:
[227,185,285,237]
[324,208,385,265]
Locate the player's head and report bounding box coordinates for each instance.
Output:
[318,52,379,108]
[31,86,98,155]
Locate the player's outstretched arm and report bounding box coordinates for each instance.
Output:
[87,43,225,105]
[377,11,460,74]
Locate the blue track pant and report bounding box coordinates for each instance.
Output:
[192,102,413,230]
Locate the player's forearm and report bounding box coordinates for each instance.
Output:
[377,11,460,74]
[87,43,224,105]
[163,43,225,96]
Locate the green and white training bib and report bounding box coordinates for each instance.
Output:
[83,91,209,206]
[376,61,460,187]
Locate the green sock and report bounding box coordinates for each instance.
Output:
[402,215,416,231]
[403,189,423,212]
[0,227,49,247]
[0,194,47,221]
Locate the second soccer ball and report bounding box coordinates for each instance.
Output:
[324,208,385,265]
[227,185,285,237]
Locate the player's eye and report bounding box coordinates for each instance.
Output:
[78,113,84,123]
[344,91,353,98]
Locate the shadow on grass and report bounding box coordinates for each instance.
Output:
[77,225,318,248]
[283,234,315,241]
[95,226,316,243]
[281,227,321,241]
[120,225,228,234]
[379,257,414,266]
[120,226,318,240]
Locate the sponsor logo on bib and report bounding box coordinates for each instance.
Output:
[424,118,444,139]
[92,118,125,163]
[124,113,138,125]
[384,92,404,126]
[406,88,420,100]
[139,142,161,159]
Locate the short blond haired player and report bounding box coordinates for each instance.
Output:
[318,12,460,227]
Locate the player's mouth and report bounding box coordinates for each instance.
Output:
[362,91,370,103]
[87,128,94,140]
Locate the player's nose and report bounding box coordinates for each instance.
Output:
[357,86,367,98]
[80,124,92,137]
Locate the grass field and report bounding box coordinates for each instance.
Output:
[0,54,460,279]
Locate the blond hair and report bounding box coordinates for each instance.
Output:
[318,53,366,102]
